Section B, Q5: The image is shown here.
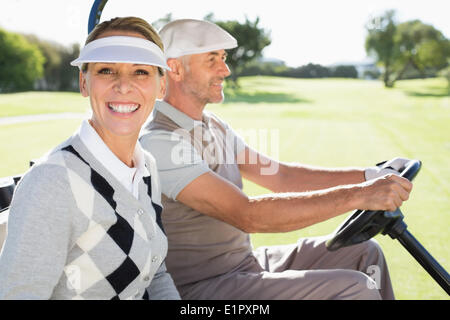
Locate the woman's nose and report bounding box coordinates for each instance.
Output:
[113,74,133,94]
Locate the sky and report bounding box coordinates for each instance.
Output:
[1,0,449,67]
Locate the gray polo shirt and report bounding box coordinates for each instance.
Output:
[140,101,253,288]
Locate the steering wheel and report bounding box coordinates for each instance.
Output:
[326,159,421,251]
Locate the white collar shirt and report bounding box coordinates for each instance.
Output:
[77,120,149,199]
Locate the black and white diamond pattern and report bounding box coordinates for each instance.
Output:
[142,176,164,234]
[61,145,155,299]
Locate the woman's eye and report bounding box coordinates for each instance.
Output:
[98,68,113,75]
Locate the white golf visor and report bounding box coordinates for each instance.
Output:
[71,36,170,70]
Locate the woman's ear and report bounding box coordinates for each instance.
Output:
[157,74,167,99]
[79,71,89,97]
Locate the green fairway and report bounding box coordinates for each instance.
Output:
[0,91,89,117]
[0,77,449,299]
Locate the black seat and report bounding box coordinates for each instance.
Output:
[0,177,16,211]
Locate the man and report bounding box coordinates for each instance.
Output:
[140,19,413,300]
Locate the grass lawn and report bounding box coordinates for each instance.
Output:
[0,77,449,299]
[0,91,90,117]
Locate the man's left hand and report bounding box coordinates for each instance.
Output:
[364,157,412,181]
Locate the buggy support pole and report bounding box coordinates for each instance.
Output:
[397,229,450,295]
[88,0,109,34]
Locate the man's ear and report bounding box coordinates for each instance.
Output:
[166,58,184,82]
[79,71,89,97]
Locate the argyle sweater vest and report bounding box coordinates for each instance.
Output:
[0,134,171,299]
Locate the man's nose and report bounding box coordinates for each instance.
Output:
[218,60,231,78]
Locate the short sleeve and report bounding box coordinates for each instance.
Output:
[229,125,247,156]
[140,130,210,200]
[207,112,247,156]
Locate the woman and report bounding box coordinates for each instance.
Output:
[0,17,180,300]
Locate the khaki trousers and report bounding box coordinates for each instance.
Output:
[180,237,394,300]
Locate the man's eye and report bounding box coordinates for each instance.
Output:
[135,69,149,75]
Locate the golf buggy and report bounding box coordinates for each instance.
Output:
[0,0,448,298]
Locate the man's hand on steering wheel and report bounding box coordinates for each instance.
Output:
[364,157,412,181]
[327,159,420,252]
[355,174,413,212]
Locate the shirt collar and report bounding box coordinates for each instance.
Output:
[77,120,150,188]
[154,100,204,131]
[133,140,150,177]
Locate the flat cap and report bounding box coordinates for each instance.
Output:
[159,19,238,58]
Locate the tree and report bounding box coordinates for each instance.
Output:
[331,65,358,78]
[25,35,80,91]
[152,13,173,31]
[394,20,450,81]
[282,63,330,78]
[0,28,45,92]
[365,10,399,87]
[439,64,450,92]
[205,14,271,87]
[365,10,450,88]
[58,43,80,91]
[240,58,288,77]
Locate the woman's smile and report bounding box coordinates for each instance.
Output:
[107,101,141,114]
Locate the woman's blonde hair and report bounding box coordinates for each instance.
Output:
[82,16,164,75]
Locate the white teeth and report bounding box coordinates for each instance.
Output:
[108,103,139,113]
